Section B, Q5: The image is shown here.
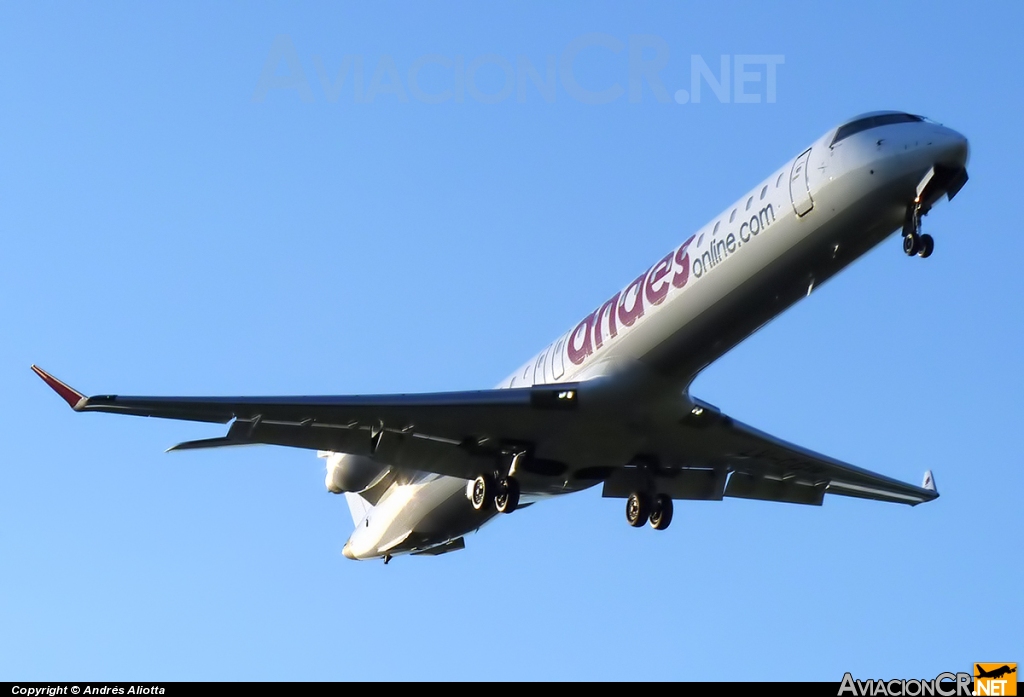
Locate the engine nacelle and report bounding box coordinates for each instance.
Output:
[321,452,388,494]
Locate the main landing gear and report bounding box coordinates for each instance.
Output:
[902,204,934,259]
[470,473,521,514]
[625,492,674,531]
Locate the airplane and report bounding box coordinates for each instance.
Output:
[34,110,969,563]
[975,666,1016,680]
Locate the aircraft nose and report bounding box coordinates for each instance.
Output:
[937,127,969,168]
[342,541,356,560]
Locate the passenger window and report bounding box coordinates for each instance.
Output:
[760,185,768,200]
[729,209,736,223]
[746,197,753,211]
[776,172,784,187]
[713,222,720,234]
[697,234,704,247]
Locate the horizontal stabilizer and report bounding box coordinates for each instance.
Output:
[411,537,466,556]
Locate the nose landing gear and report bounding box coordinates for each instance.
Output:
[902,204,934,259]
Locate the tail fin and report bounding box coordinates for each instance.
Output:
[344,492,373,528]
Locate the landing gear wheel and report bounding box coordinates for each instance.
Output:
[471,474,495,511]
[903,232,920,257]
[626,492,651,528]
[649,494,674,531]
[494,477,521,514]
[918,233,934,258]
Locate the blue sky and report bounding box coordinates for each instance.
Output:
[2,1,1021,681]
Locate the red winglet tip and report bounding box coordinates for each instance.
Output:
[31,365,86,410]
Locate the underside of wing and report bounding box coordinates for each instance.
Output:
[602,397,938,506]
[34,366,938,507]
[31,365,583,484]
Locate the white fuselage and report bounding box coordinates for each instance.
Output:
[342,115,969,560]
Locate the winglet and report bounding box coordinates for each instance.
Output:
[31,365,87,410]
[922,470,937,493]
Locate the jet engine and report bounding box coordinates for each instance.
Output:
[320,451,389,494]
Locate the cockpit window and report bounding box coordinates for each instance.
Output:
[832,113,923,146]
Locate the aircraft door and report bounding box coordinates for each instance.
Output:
[550,337,566,381]
[789,148,814,217]
[533,349,548,385]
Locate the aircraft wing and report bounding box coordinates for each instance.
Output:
[604,397,938,506]
[34,366,937,505]
[31,366,583,481]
